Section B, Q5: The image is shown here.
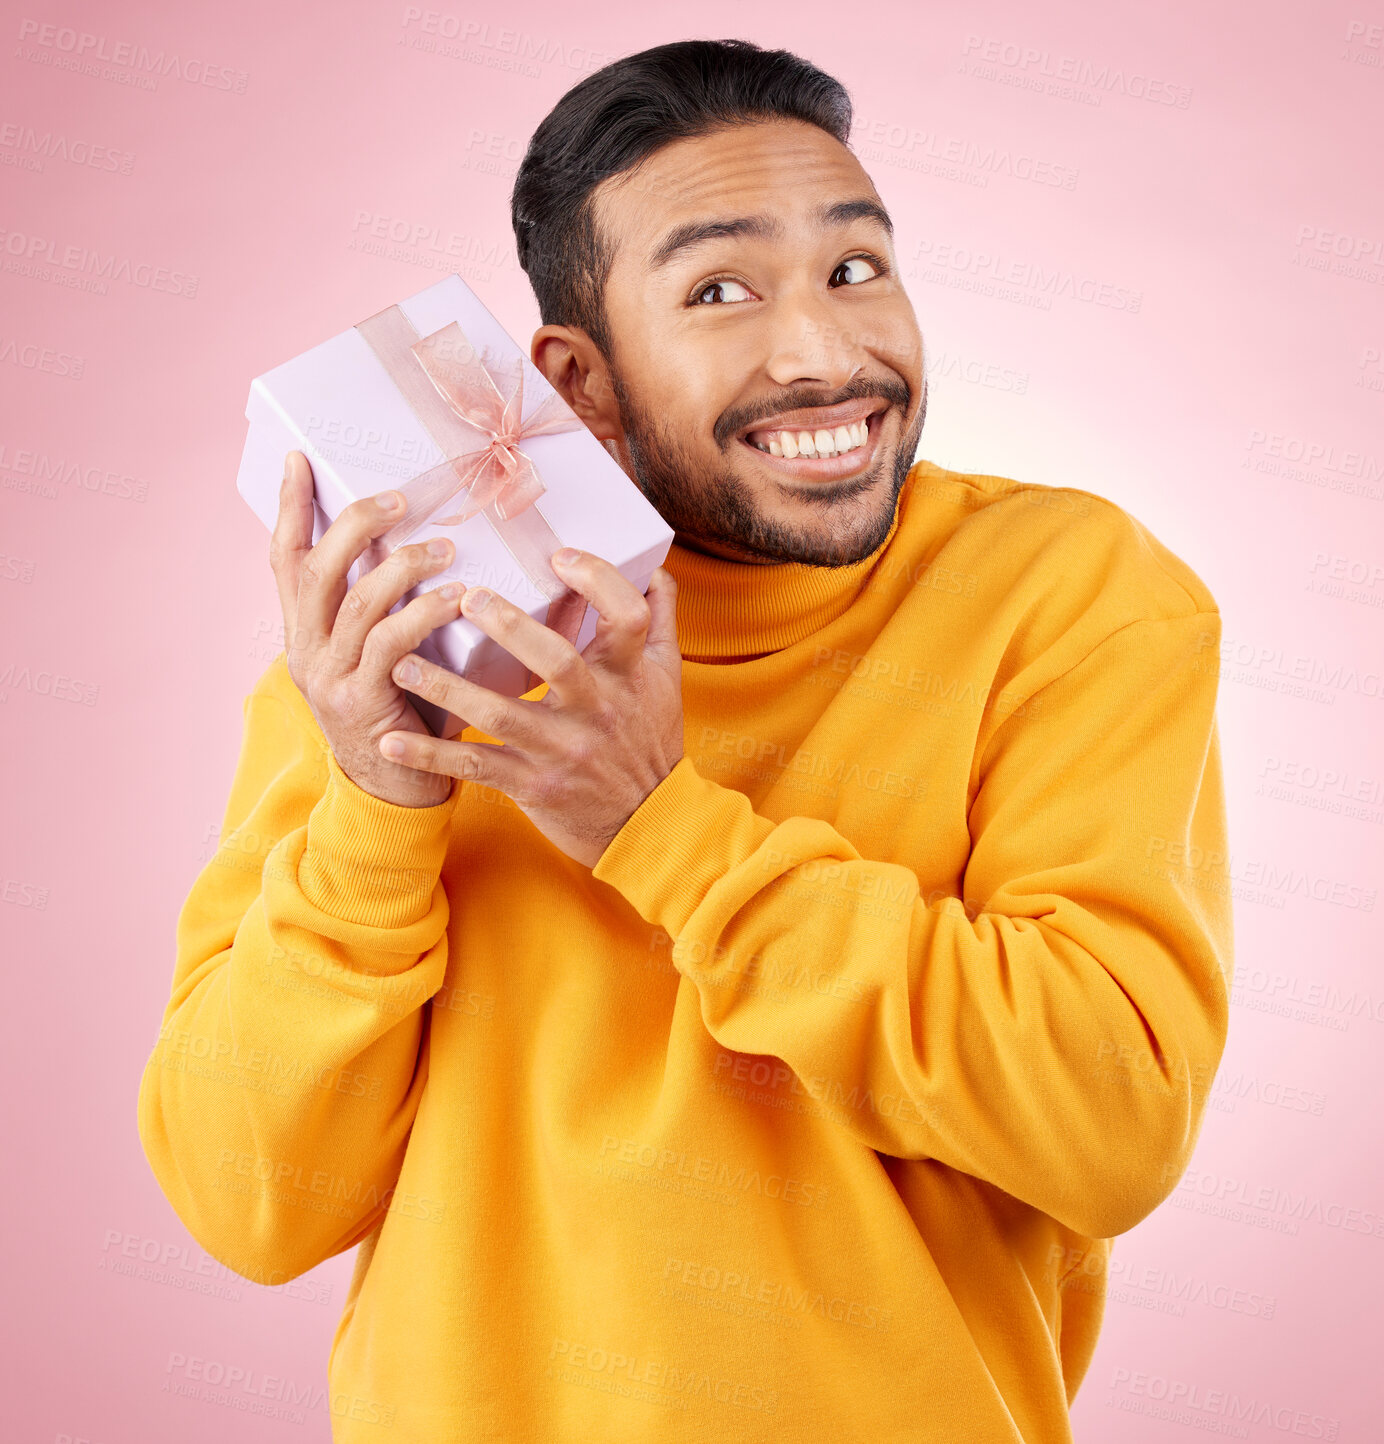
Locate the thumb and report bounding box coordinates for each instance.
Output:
[643,566,681,663]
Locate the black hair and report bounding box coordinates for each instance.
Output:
[510,38,853,362]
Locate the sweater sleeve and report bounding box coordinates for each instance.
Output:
[592,611,1233,1241]
[136,655,459,1284]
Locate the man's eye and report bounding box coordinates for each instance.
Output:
[689,254,887,306]
[691,277,755,305]
[831,255,885,287]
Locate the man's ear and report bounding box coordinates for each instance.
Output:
[531,325,623,443]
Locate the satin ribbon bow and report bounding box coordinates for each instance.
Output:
[352,301,590,661]
[354,307,585,552]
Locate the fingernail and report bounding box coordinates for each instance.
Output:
[396,659,421,685]
[381,736,406,759]
[552,548,581,567]
[427,538,451,557]
[463,587,491,612]
[282,453,294,482]
[377,491,403,512]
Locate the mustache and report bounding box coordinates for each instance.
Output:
[714,373,913,449]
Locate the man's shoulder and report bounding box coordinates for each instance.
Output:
[904,456,1218,624]
[898,458,1221,714]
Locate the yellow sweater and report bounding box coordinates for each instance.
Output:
[138,456,1233,1442]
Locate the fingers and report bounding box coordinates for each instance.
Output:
[454,584,599,709]
[385,653,551,751]
[330,532,458,671]
[294,488,411,655]
[549,550,655,674]
[358,580,465,689]
[641,567,681,667]
[376,731,531,797]
[269,452,316,653]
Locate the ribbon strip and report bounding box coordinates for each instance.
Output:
[352,302,590,688]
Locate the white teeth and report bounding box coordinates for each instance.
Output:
[748,413,875,458]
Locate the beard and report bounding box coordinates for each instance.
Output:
[603,366,927,568]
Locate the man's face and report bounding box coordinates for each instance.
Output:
[535,119,927,567]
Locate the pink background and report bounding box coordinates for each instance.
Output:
[3,0,1381,1437]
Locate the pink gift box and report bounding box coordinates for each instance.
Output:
[236,273,674,739]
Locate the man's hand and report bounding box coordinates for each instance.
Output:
[271,450,464,809]
[377,550,684,867]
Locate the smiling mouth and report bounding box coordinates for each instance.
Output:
[736,404,889,480]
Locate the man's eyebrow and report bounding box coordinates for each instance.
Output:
[647,197,893,271]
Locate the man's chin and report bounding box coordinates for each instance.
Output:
[616,393,912,565]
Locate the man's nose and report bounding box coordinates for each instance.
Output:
[760,294,868,391]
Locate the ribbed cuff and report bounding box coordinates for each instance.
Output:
[296,748,458,929]
[591,756,756,937]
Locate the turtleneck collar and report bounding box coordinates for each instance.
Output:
[663,469,912,663]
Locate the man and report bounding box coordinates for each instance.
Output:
[138,37,1232,1443]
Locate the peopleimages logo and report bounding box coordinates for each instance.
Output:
[14,19,249,92]
[959,33,1193,109]
[0,443,150,501]
[0,121,136,175]
[1200,631,1384,706]
[162,1354,396,1426]
[850,116,1079,190]
[398,7,618,77]
[1105,1368,1339,1440]
[0,336,85,379]
[910,238,1143,312]
[0,228,198,298]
